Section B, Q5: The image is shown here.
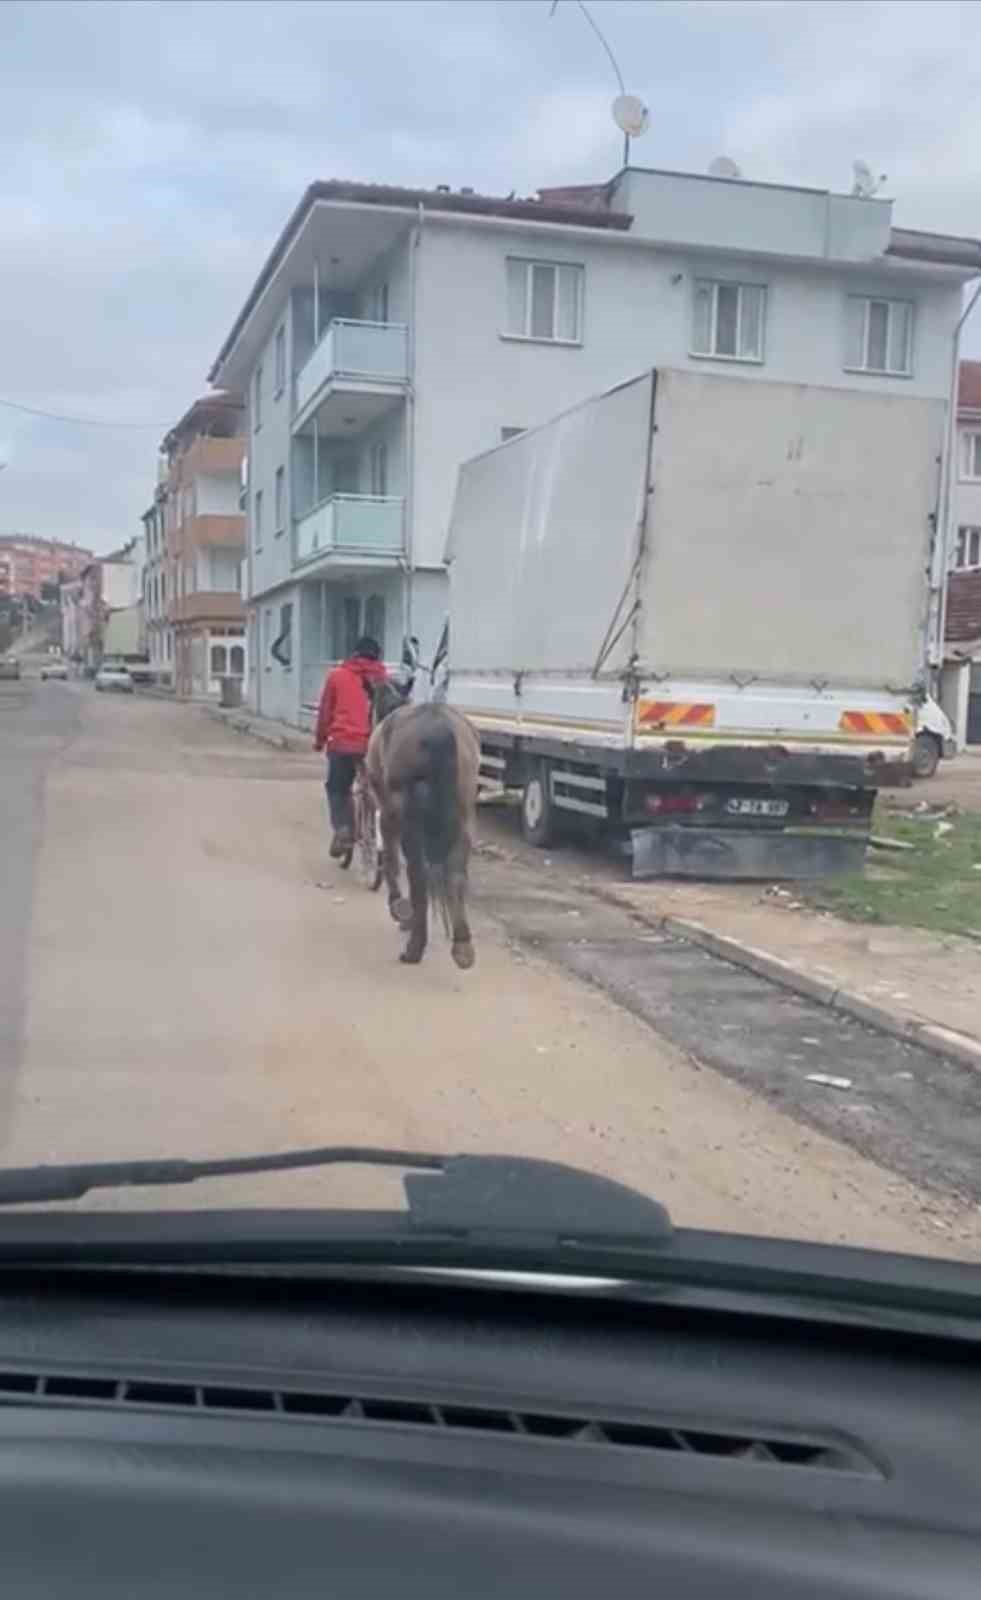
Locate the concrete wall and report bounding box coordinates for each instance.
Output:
[247,302,294,603]
[614,170,893,262]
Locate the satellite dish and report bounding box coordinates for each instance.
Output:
[612,94,650,138]
[851,159,886,198]
[708,155,741,179]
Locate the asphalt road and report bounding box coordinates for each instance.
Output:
[1,678,978,1258]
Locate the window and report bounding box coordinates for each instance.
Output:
[505,259,583,343]
[263,607,273,670]
[368,281,389,323]
[845,296,913,375]
[274,466,285,534]
[254,488,263,550]
[369,441,388,497]
[229,644,245,676]
[341,594,361,657]
[501,426,525,442]
[253,363,263,430]
[274,325,286,396]
[271,602,293,669]
[210,643,227,677]
[961,433,981,481]
[953,526,981,571]
[692,280,765,362]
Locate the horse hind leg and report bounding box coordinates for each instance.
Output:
[447,836,475,970]
[380,793,411,925]
[400,834,429,964]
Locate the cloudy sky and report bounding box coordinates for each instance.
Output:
[1,0,980,552]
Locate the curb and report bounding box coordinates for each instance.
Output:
[202,703,312,755]
[588,886,981,1074]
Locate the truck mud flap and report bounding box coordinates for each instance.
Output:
[630,826,868,881]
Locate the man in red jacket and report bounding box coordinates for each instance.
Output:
[314,636,388,857]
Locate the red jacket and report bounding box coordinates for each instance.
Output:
[314,655,388,755]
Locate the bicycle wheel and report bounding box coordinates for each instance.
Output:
[355,790,383,890]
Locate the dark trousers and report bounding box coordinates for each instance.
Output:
[325,753,360,833]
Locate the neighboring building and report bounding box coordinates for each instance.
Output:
[944,360,981,744]
[208,168,981,730]
[61,539,145,670]
[157,394,247,699]
[142,465,172,683]
[0,535,92,601]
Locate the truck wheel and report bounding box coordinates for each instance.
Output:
[912,731,940,779]
[521,763,556,848]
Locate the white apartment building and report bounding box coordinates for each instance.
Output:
[208,167,981,729]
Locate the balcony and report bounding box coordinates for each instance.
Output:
[293,320,409,434]
[293,494,404,572]
[168,591,244,625]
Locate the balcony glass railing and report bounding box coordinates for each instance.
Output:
[293,494,405,567]
[294,319,409,416]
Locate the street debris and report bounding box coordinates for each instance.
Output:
[869,833,916,853]
[806,1073,853,1091]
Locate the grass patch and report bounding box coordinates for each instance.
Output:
[804,809,981,938]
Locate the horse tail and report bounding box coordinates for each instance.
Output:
[407,715,460,935]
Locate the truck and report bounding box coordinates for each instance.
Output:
[443,367,943,878]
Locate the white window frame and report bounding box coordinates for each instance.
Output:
[690,279,766,364]
[960,431,981,482]
[845,295,913,377]
[253,363,263,431]
[953,525,981,572]
[504,258,584,345]
[274,326,286,397]
[274,465,285,534]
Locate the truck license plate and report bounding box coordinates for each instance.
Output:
[726,798,789,818]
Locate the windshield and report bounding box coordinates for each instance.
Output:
[0,0,979,1271]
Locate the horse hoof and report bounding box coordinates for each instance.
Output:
[400,946,424,965]
[390,897,412,926]
[451,941,475,970]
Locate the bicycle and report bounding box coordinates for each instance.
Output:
[337,760,384,892]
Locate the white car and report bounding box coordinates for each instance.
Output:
[40,660,69,681]
[913,695,956,778]
[94,663,134,694]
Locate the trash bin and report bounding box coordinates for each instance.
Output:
[219,675,243,710]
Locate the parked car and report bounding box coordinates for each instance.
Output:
[94,663,134,694]
[0,656,21,680]
[40,660,69,681]
[913,696,956,778]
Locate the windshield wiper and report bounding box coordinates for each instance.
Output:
[0,1147,673,1246]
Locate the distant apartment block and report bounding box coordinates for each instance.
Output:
[946,360,981,744]
[0,534,92,601]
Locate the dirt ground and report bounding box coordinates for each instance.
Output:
[4,682,978,1258]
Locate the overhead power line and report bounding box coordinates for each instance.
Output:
[0,395,168,430]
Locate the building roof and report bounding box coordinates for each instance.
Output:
[162,391,244,455]
[959,360,981,412]
[208,178,632,381]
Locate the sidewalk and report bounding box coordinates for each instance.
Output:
[202,703,315,756]
[602,877,981,1072]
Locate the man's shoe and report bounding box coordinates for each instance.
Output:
[329,829,353,859]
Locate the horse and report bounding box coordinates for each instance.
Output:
[365,680,480,969]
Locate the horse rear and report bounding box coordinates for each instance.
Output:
[366,700,480,968]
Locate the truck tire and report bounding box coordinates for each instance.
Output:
[912,731,940,779]
[521,762,556,848]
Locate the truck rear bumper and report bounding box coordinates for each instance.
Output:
[631,825,868,881]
